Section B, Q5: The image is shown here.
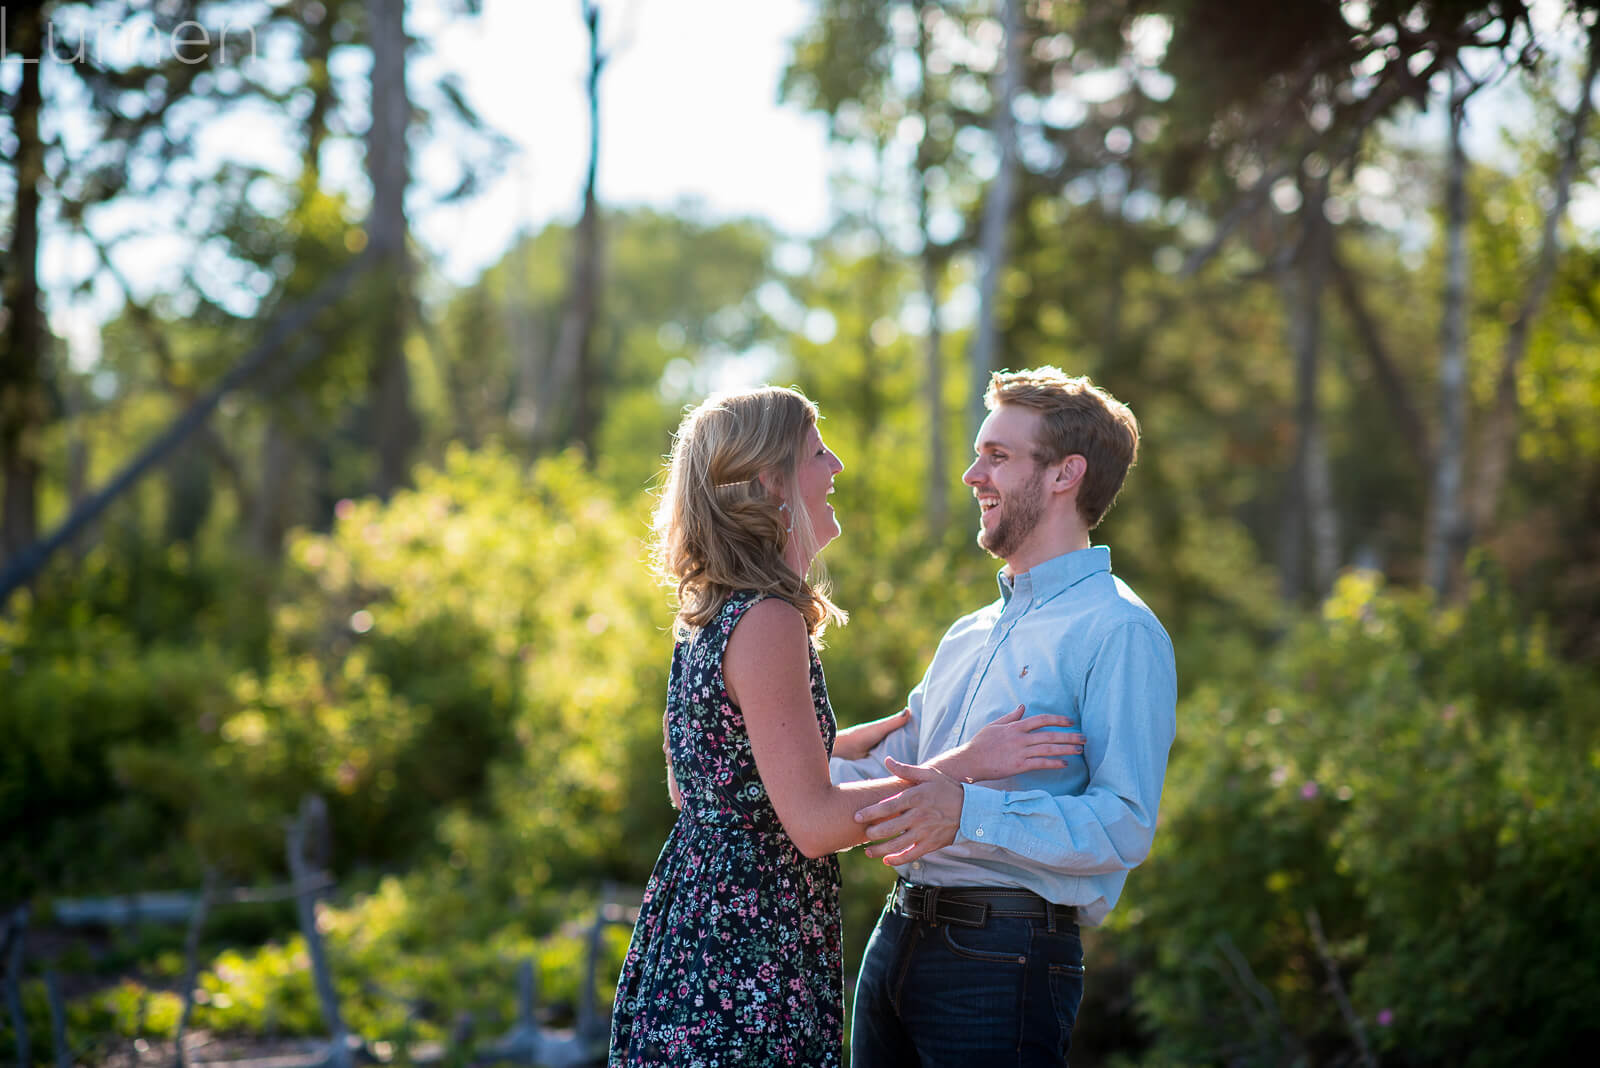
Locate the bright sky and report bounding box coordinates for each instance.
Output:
[414,0,834,283]
[37,0,835,362]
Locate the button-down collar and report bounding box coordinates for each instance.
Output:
[998,545,1112,607]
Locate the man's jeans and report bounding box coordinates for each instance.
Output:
[850,904,1085,1067]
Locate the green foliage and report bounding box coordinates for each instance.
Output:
[7,9,1599,1059]
[1111,569,1600,1065]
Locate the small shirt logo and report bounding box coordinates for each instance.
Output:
[1019,665,1029,678]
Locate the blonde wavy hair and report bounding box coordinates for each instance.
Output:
[653,386,846,639]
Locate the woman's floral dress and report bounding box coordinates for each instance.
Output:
[609,591,843,1066]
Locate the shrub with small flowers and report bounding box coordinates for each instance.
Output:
[1107,566,1600,1065]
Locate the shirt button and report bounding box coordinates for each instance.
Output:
[911,861,922,870]
[974,827,985,838]
[1034,599,1042,608]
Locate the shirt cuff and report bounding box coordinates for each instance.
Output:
[957,782,1006,846]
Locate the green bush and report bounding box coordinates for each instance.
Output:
[1110,568,1600,1065]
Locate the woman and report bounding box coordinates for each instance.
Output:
[609,387,1083,1066]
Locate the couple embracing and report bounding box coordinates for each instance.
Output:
[610,367,1177,1067]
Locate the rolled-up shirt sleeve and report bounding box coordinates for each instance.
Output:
[957,621,1176,873]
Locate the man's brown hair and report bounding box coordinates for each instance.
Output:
[986,367,1140,528]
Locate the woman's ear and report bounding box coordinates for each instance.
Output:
[756,469,781,498]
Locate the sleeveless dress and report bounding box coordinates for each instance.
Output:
[609,591,843,1067]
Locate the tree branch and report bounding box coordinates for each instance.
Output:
[1470,23,1600,534]
[1328,243,1433,476]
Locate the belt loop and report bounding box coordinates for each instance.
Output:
[1046,903,1057,934]
[924,886,940,926]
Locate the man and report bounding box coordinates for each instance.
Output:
[830,366,1177,1066]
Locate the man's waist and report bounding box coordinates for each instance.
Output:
[890,878,1078,929]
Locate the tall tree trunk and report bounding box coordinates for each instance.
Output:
[967,0,1022,441]
[1,3,49,569]
[1279,172,1338,601]
[1427,66,1471,595]
[1328,246,1432,477]
[64,375,90,561]
[1469,25,1599,537]
[914,0,947,538]
[252,417,300,556]
[255,1,340,555]
[507,236,545,446]
[541,1,605,454]
[366,0,418,497]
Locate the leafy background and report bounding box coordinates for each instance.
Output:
[3,1,1599,1065]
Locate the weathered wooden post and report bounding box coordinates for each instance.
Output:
[44,968,69,1068]
[286,795,354,1068]
[474,958,539,1065]
[3,905,30,1068]
[172,869,218,1068]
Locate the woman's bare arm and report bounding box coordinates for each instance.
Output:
[725,599,912,858]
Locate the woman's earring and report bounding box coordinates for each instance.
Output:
[777,501,793,534]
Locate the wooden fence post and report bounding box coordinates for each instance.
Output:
[286,795,354,1068]
[3,905,30,1068]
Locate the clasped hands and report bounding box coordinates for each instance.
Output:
[853,704,1082,865]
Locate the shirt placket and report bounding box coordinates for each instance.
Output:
[951,579,1032,743]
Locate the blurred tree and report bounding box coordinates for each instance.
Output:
[1428,64,1472,595]
[537,1,608,455]
[0,1,51,568]
[0,0,510,597]
[434,208,779,491]
[364,0,420,498]
[1467,18,1599,553]
[912,0,951,535]
[967,0,1023,441]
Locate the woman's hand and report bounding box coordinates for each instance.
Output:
[833,708,913,761]
[934,705,1084,783]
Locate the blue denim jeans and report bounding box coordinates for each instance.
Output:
[850,903,1085,1067]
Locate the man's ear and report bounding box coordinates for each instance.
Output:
[1051,455,1086,496]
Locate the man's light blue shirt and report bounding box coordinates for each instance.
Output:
[831,545,1177,926]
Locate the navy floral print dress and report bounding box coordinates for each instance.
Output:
[610,591,843,1066]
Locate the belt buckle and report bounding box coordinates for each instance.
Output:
[894,881,925,920]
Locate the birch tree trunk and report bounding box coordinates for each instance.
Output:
[1426,65,1471,596]
[914,0,947,537]
[1469,26,1599,538]
[967,0,1022,441]
[253,0,341,555]
[366,0,419,497]
[1278,172,1339,601]
[541,1,605,453]
[0,2,49,568]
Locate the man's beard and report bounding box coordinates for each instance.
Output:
[977,467,1046,559]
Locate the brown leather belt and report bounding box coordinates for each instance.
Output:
[891,879,1078,929]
